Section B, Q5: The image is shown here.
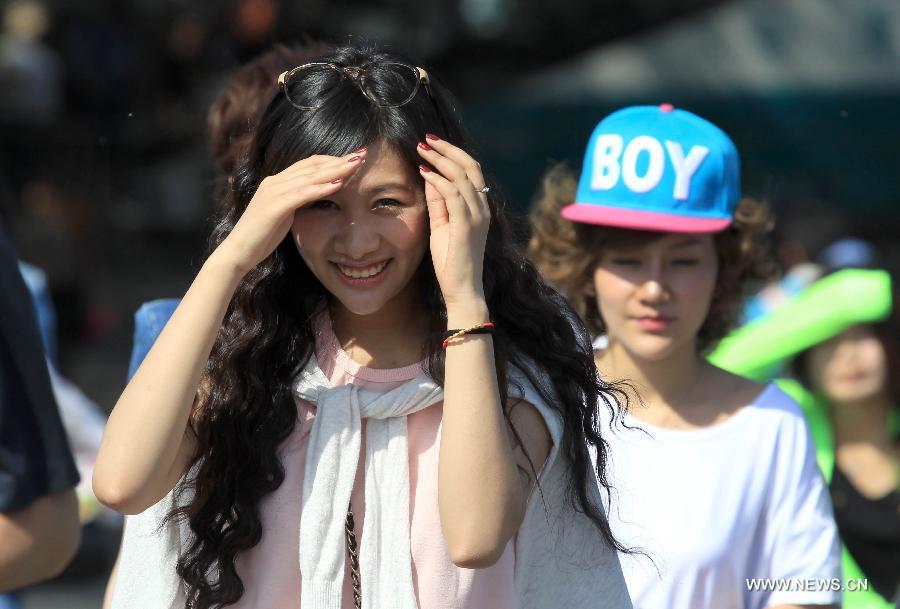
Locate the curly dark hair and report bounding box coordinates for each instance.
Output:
[167,45,628,609]
[528,163,778,353]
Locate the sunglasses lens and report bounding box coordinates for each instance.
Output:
[361,64,420,107]
[283,64,345,109]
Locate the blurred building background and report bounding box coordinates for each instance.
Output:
[1,0,898,606]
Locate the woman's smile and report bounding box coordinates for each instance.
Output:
[333,259,392,285]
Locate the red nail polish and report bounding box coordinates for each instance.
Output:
[353,146,367,154]
[419,164,430,173]
[418,142,431,151]
[425,133,439,141]
[348,156,360,162]
[330,178,343,184]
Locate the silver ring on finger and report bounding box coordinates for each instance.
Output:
[478,186,490,194]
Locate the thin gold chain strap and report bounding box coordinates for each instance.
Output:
[345,503,362,609]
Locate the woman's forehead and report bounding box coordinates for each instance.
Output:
[602,231,712,252]
[836,324,878,342]
[345,140,421,194]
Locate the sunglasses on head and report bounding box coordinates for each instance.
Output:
[277,62,434,111]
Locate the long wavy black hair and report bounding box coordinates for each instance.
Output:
[168,43,627,609]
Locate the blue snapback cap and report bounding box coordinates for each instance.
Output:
[561,104,740,233]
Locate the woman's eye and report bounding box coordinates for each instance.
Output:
[307,199,336,210]
[374,198,402,208]
[671,258,699,266]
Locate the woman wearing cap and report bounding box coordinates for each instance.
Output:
[529,104,841,609]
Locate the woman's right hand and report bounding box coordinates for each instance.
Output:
[218,149,368,274]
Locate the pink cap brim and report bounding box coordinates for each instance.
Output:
[560,202,732,233]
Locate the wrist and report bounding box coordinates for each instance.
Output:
[205,247,249,287]
[445,299,490,328]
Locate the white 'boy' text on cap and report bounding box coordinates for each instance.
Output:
[591,134,710,200]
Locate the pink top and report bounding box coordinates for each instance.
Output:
[232,314,517,609]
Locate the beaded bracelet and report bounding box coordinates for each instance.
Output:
[441,322,495,348]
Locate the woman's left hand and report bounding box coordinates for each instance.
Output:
[417,135,491,309]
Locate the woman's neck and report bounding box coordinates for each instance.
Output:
[600,339,706,416]
[831,394,894,447]
[330,296,430,368]
[831,394,899,497]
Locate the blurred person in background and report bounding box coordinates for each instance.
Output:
[12,178,92,352]
[18,259,114,527]
[206,41,328,190]
[0,220,80,604]
[95,43,633,609]
[711,239,900,608]
[0,0,62,196]
[528,104,841,609]
[0,0,60,123]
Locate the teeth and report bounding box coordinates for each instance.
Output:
[338,261,388,279]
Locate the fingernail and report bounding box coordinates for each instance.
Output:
[425,133,439,141]
[348,156,360,162]
[418,142,431,152]
[353,146,367,154]
[330,178,343,184]
[419,164,430,173]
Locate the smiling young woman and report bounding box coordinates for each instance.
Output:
[529,105,842,609]
[93,44,633,609]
